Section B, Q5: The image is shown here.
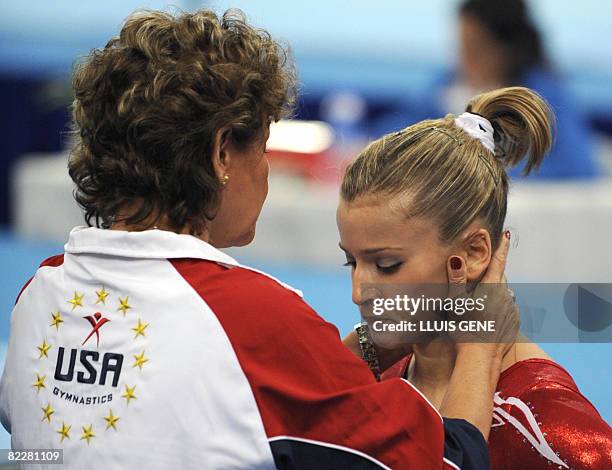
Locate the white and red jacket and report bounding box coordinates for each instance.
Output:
[0,227,487,469]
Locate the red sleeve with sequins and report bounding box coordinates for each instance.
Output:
[382,357,612,469]
[490,359,612,470]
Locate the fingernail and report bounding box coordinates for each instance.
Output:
[505,230,511,239]
[450,256,462,270]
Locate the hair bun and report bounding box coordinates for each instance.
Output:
[467,86,554,175]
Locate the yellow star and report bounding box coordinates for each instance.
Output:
[117,296,132,316]
[95,286,109,305]
[132,350,149,370]
[103,409,119,431]
[121,384,137,404]
[41,402,54,423]
[33,374,46,392]
[37,339,52,359]
[50,311,64,330]
[80,424,95,444]
[57,422,71,442]
[131,318,149,339]
[67,291,84,311]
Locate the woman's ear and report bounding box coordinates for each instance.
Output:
[211,127,232,181]
[459,227,492,281]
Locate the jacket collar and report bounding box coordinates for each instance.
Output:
[64,226,239,266]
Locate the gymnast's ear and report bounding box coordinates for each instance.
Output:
[458,227,492,282]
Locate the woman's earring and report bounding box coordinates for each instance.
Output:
[221,174,230,185]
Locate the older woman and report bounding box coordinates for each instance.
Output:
[0,9,515,470]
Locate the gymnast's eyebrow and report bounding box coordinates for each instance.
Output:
[338,243,404,255]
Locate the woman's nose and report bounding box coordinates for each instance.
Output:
[352,267,378,306]
[351,266,365,305]
[352,282,363,306]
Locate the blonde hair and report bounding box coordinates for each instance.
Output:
[340,86,554,246]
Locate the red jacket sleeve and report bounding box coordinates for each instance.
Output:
[173,259,453,469]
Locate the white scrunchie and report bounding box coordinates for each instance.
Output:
[454,112,495,153]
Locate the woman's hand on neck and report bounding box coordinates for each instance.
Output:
[409,339,518,409]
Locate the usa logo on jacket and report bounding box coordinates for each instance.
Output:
[34,286,150,445]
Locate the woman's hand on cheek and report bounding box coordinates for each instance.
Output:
[481,230,511,284]
[440,234,517,438]
[446,232,518,357]
[447,254,468,298]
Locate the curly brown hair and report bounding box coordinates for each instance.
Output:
[69,8,296,234]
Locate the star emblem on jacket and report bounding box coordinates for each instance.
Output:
[31,286,151,446]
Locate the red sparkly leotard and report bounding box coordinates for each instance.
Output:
[383,356,612,469]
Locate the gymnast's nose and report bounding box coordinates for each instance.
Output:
[351,266,379,307]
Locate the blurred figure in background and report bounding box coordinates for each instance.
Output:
[376,0,600,179]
